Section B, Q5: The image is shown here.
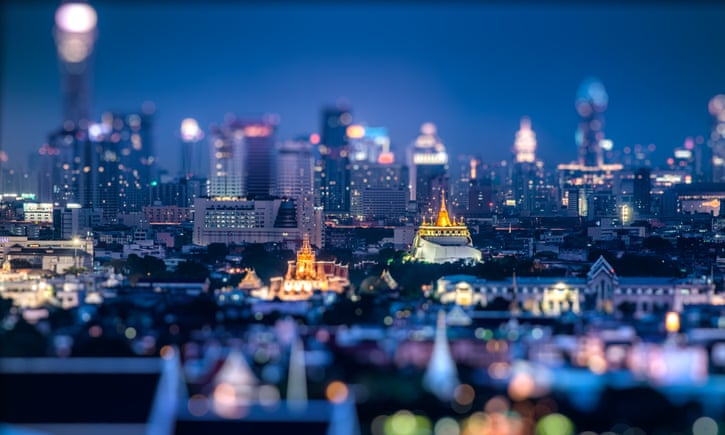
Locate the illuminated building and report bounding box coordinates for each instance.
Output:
[208,115,277,199]
[275,139,322,247]
[510,117,545,213]
[408,123,449,215]
[709,95,725,182]
[268,234,349,301]
[350,161,408,223]
[41,4,98,207]
[661,183,725,218]
[633,167,652,216]
[575,78,608,168]
[411,192,482,264]
[318,104,353,215]
[347,125,409,222]
[192,197,302,246]
[434,256,713,316]
[54,2,97,131]
[208,119,245,198]
[348,125,391,164]
[92,109,157,219]
[180,118,207,180]
[243,116,278,198]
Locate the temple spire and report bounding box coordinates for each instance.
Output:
[435,190,453,227]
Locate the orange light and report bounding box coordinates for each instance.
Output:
[346,125,365,139]
[665,311,680,333]
[325,381,349,404]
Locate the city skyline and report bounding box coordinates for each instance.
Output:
[2,2,725,174]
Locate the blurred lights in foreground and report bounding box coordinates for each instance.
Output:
[325,380,349,404]
[665,311,680,334]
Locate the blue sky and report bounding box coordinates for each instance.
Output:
[2,2,724,174]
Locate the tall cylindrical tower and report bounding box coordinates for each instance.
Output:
[54,2,98,131]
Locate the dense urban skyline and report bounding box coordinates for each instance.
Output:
[2,2,725,174]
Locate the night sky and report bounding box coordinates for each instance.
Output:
[2,2,724,175]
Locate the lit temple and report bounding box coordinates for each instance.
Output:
[269,234,349,300]
[411,192,482,264]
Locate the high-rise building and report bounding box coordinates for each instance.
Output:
[318,105,352,215]
[709,95,725,182]
[575,78,608,168]
[208,119,245,199]
[633,167,652,216]
[511,117,544,214]
[275,138,322,247]
[42,3,98,207]
[408,123,449,216]
[208,115,277,199]
[180,118,206,180]
[85,109,156,220]
[54,2,97,131]
[243,116,277,198]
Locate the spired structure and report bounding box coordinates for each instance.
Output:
[269,234,349,300]
[411,192,482,264]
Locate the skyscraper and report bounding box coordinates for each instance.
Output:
[180,118,206,180]
[275,138,322,247]
[633,167,651,216]
[319,104,352,215]
[408,123,449,216]
[208,119,245,199]
[85,108,156,220]
[242,116,278,198]
[54,2,97,130]
[511,117,543,213]
[575,78,608,168]
[43,2,98,207]
[207,115,277,199]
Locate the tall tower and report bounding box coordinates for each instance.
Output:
[513,117,537,164]
[208,119,245,199]
[408,123,449,216]
[276,138,321,247]
[180,118,205,180]
[54,2,98,131]
[708,95,725,182]
[575,78,608,168]
[511,117,542,213]
[242,116,278,198]
[44,2,98,207]
[319,104,352,215]
[633,167,651,216]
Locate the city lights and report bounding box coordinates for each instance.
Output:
[3,3,725,434]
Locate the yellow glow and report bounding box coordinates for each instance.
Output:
[346,124,365,139]
[665,311,680,333]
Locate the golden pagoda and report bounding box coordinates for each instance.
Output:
[269,234,350,301]
[411,191,482,264]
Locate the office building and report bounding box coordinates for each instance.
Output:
[318,105,353,215]
[575,78,608,168]
[408,123,449,215]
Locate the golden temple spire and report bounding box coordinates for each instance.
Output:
[436,190,453,227]
[296,234,316,280]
